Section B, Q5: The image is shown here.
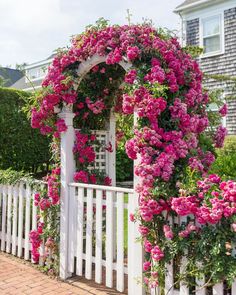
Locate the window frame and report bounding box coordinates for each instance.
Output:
[199,12,224,58]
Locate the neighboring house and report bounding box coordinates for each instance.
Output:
[0,68,23,87]
[174,0,236,135]
[11,54,54,91]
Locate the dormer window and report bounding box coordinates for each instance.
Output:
[201,14,224,57]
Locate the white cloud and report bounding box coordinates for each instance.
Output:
[0,0,183,67]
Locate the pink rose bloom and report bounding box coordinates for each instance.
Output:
[104,176,112,186]
[144,240,153,252]
[219,103,228,117]
[143,261,151,271]
[74,170,89,183]
[126,46,140,61]
[125,69,137,84]
[163,225,174,239]
[151,246,164,261]
[138,225,149,236]
[129,213,135,222]
[56,118,67,133]
[90,174,97,184]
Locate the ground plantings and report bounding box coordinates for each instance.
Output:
[30,19,235,291]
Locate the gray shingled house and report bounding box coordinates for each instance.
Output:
[10,55,54,91]
[175,0,236,134]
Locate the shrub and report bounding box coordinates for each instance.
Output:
[116,147,133,182]
[210,135,236,180]
[0,87,51,174]
[0,168,33,184]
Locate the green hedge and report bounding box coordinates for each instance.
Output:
[0,87,51,174]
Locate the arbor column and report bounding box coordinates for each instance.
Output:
[128,111,144,295]
[59,106,75,280]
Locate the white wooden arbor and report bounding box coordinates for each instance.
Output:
[59,55,144,294]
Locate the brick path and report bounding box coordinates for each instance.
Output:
[0,252,126,295]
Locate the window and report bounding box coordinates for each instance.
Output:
[26,65,48,80]
[201,14,223,56]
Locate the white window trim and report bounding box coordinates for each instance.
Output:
[199,11,225,58]
[25,60,52,83]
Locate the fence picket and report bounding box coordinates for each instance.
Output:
[195,273,206,295]
[212,283,223,295]
[6,185,12,253]
[0,184,2,213]
[95,189,103,284]
[232,280,236,295]
[106,190,114,288]
[165,216,174,295]
[165,260,174,295]
[1,185,7,251]
[39,182,46,266]
[68,185,76,273]
[24,185,31,260]
[31,191,37,231]
[180,216,189,295]
[12,185,18,256]
[76,187,84,276]
[31,190,37,262]
[85,188,93,279]
[17,182,24,257]
[116,192,124,292]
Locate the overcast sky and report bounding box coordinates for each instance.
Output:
[0,0,183,68]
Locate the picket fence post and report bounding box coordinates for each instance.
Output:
[59,105,75,280]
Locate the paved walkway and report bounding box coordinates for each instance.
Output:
[0,253,126,295]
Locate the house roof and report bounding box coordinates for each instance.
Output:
[176,0,201,8]
[174,0,214,12]
[10,76,43,91]
[0,68,24,87]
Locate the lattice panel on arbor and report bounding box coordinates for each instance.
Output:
[90,130,109,174]
[75,129,109,174]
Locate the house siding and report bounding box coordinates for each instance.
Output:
[186,18,199,45]
[186,7,236,135]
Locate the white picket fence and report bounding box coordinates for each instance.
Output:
[1,181,236,295]
[0,182,37,261]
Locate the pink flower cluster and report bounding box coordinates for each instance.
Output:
[73,131,96,164]
[30,167,60,261]
[178,222,199,238]
[163,225,174,239]
[171,174,236,225]
[85,97,105,114]
[73,131,112,186]
[30,220,44,262]
[215,125,227,148]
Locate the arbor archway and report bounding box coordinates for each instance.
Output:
[31,22,226,292]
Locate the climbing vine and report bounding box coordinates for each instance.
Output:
[30,19,236,291]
